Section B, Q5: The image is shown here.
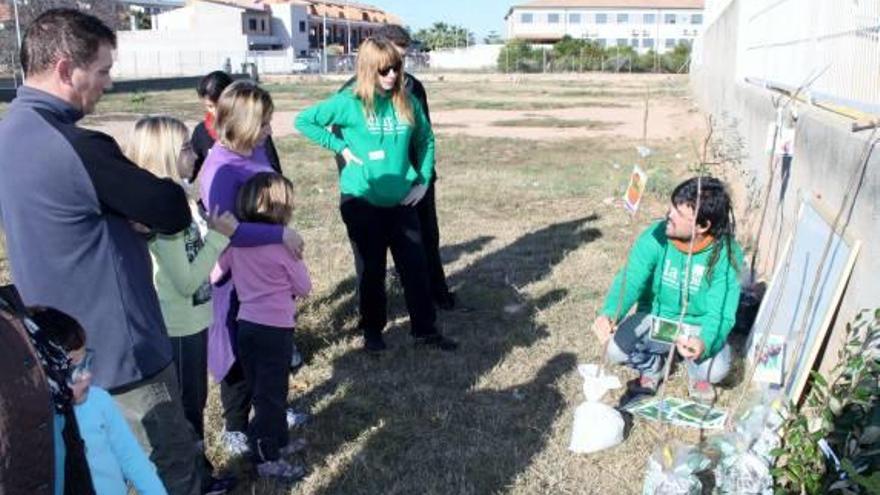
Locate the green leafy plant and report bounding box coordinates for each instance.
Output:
[772,309,880,494]
[129,91,148,113]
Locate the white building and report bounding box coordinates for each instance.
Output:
[113,0,400,78]
[505,0,705,53]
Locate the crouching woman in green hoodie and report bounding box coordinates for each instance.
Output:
[592,177,743,403]
[296,37,457,352]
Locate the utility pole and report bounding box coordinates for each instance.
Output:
[322,12,328,74]
[12,0,22,86]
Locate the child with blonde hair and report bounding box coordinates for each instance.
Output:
[198,81,306,459]
[126,116,239,494]
[212,172,311,482]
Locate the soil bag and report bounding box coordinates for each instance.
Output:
[569,364,624,454]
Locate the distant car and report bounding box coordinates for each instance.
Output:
[291,57,320,73]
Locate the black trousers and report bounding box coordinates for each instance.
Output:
[350,182,452,305]
[237,320,294,462]
[220,360,251,433]
[219,289,251,433]
[170,330,208,440]
[340,198,438,339]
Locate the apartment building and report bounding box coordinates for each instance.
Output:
[505,0,705,53]
[113,0,399,77]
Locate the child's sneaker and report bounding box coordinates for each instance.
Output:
[286,408,310,429]
[220,430,250,457]
[636,374,661,394]
[688,380,716,404]
[256,459,306,483]
[279,437,308,456]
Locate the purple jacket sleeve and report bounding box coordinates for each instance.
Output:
[209,166,283,247]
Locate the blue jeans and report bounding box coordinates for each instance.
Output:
[605,313,731,384]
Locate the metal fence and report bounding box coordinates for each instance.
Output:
[738,0,880,113]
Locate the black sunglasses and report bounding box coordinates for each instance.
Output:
[377,63,402,77]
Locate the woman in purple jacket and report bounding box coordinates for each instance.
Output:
[199,81,304,461]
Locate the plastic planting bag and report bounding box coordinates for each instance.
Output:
[704,395,784,494]
[569,364,624,454]
[641,442,710,495]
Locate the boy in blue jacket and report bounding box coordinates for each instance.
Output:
[30,307,167,495]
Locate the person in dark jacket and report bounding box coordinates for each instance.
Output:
[334,24,457,310]
[0,9,216,495]
[191,71,281,180]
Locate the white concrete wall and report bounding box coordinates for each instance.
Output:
[691,0,880,375]
[428,45,503,70]
[507,7,704,53]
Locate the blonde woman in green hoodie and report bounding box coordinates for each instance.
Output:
[296,37,457,353]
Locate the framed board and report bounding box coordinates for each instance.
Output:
[747,199,861,401]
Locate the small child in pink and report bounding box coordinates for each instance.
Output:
[213,172,311,482]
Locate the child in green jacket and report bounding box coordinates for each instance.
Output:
[125,116,239,458]
[592,177,743,403]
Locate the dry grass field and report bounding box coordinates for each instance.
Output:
[0,73,749,494]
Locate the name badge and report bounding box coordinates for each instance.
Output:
[368,150,386,161]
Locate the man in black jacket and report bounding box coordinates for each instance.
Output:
[336,24,457,310]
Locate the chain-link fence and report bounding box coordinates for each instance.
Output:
[496,42,692,74]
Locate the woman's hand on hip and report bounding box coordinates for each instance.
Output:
[342,148,363,166]
[400,184,428,206]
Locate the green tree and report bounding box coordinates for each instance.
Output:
[497,39,540,72]
[550,36,605,71]
[660,42,692,73]
[413,22,474,51]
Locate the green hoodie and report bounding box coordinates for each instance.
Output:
[601,221,744,359]
[295,89,434,207]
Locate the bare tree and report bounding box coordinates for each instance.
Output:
[0,0,123,78]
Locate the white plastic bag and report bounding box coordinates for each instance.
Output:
[569,401,625,453]
[569,363,624,454]
[578,363,622,401]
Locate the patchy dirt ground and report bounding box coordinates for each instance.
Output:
[3,73,746,495]
[84,73,703,146]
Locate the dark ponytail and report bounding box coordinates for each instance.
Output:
[671,176,739,279]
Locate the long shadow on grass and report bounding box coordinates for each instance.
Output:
[295,235,495,357]
[300,215,601,494]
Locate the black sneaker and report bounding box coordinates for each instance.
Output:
[363,335,387,353]
[414,334,458,351]
[203,474,237,495]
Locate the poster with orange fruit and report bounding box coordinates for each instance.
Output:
[623,166,647,213]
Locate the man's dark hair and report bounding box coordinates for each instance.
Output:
[28,306,86,352]
[21,8,116,77]
[671,176,738,278]
[197,70,234,103]
[374,24,412,48]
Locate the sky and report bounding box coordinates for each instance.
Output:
[368,0,516,41]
